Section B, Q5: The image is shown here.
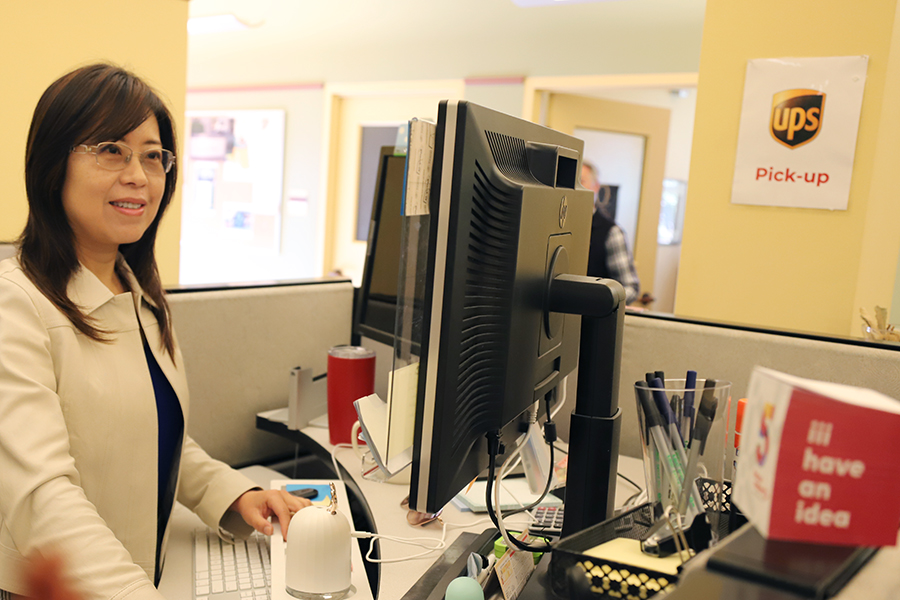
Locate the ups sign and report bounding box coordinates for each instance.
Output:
[770,89,825,149]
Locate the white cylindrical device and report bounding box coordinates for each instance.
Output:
[284,500,352,600]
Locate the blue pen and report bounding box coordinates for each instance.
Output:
[684,370,697,438]
[650,378,683,448]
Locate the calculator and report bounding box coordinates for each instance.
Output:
[529,506,565,537]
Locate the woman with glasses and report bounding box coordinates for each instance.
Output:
[0,64,310,600]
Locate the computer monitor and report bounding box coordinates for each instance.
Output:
[353,146,409,348]
[408,101,625,526]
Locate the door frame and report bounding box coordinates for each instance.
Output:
[525,76,694,301]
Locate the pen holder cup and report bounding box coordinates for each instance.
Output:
[634,379,732,546]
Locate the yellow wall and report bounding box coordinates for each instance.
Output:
[0,1,188,285]
[677,0,900,337]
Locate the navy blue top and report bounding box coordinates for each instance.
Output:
[143,342,184,585]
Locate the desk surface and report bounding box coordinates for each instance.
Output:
[298,424,647,599]
[160,415,645,600]
[160,416,899,600]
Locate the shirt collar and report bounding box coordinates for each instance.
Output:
[67,255,158,314]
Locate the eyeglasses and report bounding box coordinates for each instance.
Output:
[71,142,175,175]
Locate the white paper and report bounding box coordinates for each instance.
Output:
[385,362,418,465]
[403,118,435,216]
[731,56,868,210]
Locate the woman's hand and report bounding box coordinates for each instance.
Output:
[230,489,312,540]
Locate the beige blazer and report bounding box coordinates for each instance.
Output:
[0,257,257,600]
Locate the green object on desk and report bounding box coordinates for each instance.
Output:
[493,533,546,564]
[444,576,485,600]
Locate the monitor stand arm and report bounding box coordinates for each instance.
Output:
[547,274,626,537]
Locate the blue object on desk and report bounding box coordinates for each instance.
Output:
[285,483,332,506]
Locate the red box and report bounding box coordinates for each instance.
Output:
[733,367,900,547]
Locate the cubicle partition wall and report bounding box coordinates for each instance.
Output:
[167,279,354,467]
[0,243,15,262]
[164,276,900,483]
[612,313,900,461]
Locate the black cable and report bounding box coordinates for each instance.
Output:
[485,440,552,553]
[502,395,558,517]
[617,472,642,491]
[484,394,558,553]
[552,446,641,494]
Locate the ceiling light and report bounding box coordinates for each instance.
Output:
[512,0,624,5]
[187,14,252,35]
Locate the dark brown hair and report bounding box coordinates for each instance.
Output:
[18,63,177,356]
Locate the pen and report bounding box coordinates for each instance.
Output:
[684,370,697,438]
[651,378,703,513]
[677,379,719,515]
[669,393,682,438]
[635,383,661,504]
[638,385,689,512]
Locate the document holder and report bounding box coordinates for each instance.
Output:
[706,524,877,599]
[400,529,497,600]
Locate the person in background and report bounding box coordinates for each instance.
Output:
[0,63,311,600]
[580,161,641,305]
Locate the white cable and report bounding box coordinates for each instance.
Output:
[327,444,464,564]
[329,443,353,483]
[352,522,449,563]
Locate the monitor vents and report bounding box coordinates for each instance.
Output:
[449,161,521,456]
[484,131,541,185]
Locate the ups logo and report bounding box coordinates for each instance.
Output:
[770,89,825,149]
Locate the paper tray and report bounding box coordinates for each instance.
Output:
[548,503,682,599]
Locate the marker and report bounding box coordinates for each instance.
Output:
[733,398,747,474]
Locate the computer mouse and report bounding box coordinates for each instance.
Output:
[285,484,352,600]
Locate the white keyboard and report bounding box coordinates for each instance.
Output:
[193,528,271,600]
